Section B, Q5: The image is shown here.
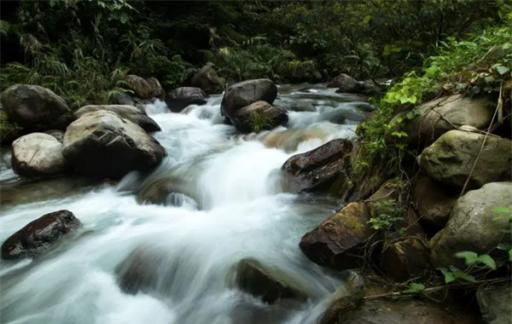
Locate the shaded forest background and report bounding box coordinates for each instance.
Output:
[0,0,510,109]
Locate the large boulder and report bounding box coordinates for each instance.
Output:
[281,139,352,193]
[62,110,166,178]
[407,94,494,144]
[1,210,80,260]
[418,130,512,189]
[74,104,160,132]
[233,258,308,304]
[125,75,163,99]
[221,79,278,121]
[165,87,207,112]
[299,202,374,270]
[430,182,512,268]
[413,175,458,230]
[190,62,225,94]
[11,133,67,177]
[328,73,360,93]
[477,283,512,324]
[232,101,288,133]
[0,84,71,130]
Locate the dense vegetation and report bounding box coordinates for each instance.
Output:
[1,0,510,109]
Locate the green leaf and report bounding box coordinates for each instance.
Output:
[404,282,425,294]
[455,251,479,265]
[493,64,510,76]
[440,268,456,284]
[477,254,497,270]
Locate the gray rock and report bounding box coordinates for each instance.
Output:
[299,202,374,270]
[328,73,360,93]
[233,101,288,133]
[477,283,512,324]
[191,62,225,94]
[221,79,278,122]
[75,104,160,132]
[281,139,352,193]
[63,110,166,178]
[166,87,207,112]
[125,75,162,99]
[11,133,67,177]
[1,210,80,260]
[1,84,71,130]
[430,182,512,268]
[234,258,309,304]
[413,175,457,230]
[418,130,512,189]
[410,94,494,143]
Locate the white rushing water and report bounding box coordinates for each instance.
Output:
[0,85,371,324]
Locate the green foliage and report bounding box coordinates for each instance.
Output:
[440,266,477,284]
[355,17,512,176]
[368,199,404,231]
[249,110,273,133]
[455,251,497,270]
[403,282,426,295]
[0,111,22,142]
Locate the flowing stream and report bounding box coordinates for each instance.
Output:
[0,85,372,324]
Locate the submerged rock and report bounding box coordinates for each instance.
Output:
[233,101,288,133]
[234,258,308,304]
[74,104,161,132]
[418,130,512,189]
[62,110,166,178]
[221,79,278,121]
[191,62,225,94]
[281,139,352,193]
[11,132,67,177]
[1,84,71,130]
[477,283,512,324]
[430,182,512,268]
[1,210,80,260]
[299,202,374,270]
[166,87,207,112]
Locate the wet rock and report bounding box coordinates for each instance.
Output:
[191,62,225,94]
[319,271,365,324]
[326,298,480,324]
[328,73,360,93]
[477,283,512,324]
[1,210,80,260]
[11,132,67,177]
[234,258,308,304]
[407,94,494,144]
[233,101,288,133]
[299,202,374,270]
[137,177,199,208]
[379,237,431,282]
[418,130,512,189]
[74,104,161,132]
[112,92,135,105]
[116,245,167,294]
[281,139,352,193]
[430,182,512,268]
[0,177,102,210]
[125,75,162,99]
[1,84,71,130]
[221,79,278,122]
[62,110,166,178]
[413,176,457,230]
[166,87,207,112]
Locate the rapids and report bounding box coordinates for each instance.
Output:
[0,85,372,324]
